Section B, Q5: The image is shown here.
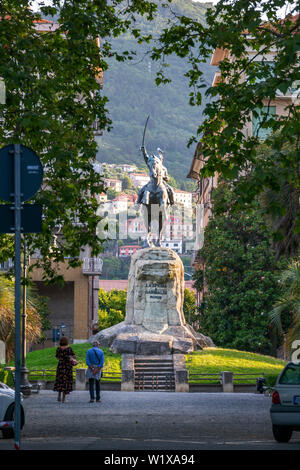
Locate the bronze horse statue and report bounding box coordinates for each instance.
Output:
[137,143,174,247]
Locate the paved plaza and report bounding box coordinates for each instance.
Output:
[1,391,300,450]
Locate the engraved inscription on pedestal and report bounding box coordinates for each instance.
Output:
[143,282,168,333]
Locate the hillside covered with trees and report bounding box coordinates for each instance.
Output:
[96,0,214,186]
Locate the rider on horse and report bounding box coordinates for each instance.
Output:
[137,145,174,206]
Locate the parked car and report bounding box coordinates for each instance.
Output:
[0,382,25,439]
[270,362,300,443]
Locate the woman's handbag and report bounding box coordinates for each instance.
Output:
[70,356,78,366]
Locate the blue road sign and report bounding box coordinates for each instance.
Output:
[0,204,42,233]
[0,144,43,203]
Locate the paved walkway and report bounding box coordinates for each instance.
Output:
[1,391,300,450]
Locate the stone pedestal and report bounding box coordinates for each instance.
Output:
[92,247,214,355]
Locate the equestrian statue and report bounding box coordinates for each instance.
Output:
[137,116,174,247]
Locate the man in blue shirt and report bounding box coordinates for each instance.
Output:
[86,340,105,403]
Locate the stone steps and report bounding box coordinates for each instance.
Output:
[134,357,175,391]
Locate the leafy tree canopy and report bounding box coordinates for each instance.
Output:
[183,287,197,326]
[98,287,127,330]
[197,182,286,354]
[0,0,162,281]
[0,274,50,361]
[146,0,299,177]
[270,259,300,349]
[226,140,300,258]
[1,1,298,281]
[141,1,299,244]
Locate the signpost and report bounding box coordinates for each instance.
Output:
[0,144,43,450]
[14,144,22,451]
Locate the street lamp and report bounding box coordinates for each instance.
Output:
[20,237,32,396]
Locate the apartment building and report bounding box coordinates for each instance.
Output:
[119,245,142,257]
[173,189,193,208]
[115,164,137,173]
[129,173,150,189]
[103,178,122,193]
[127,217,147,240]
[161,240,183,254]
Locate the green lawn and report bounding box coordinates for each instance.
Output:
[24,343,122,382]
[4,345,286,386]
[186,347,286,385]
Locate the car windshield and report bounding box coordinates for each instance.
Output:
[279,364,300,385]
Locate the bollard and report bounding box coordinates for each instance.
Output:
[173,354,189,393]
[75,368,87,390]
[121,354,135,391]
[121,369,135,391]
[0,340,5,364]
[221,371,234,393]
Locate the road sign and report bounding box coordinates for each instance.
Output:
[0,144,43,203]
[0,204,42,233]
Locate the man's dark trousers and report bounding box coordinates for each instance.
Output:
[89,378,100,401]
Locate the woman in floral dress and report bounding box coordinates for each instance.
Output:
[53,336,76,402]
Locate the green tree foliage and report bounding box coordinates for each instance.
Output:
[270,259,300,348]
[197,183,285,354]
[120,174,134,190]
[97,0,213,185]
[98,286,198,330]
[183,287,197,326]
[106,188,118,200]
[0,274,50,362]
[98,288,127,330]
[144,0,299,245]
[228,141,300,259]
[149,0,299,171]
[0,0,161,281]
[101,257,131,279]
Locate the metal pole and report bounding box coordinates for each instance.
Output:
[21,238,26,368]
[14,143,21,450]
[20,236,31,395]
